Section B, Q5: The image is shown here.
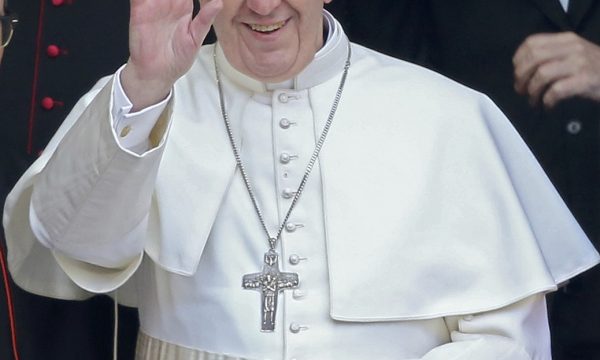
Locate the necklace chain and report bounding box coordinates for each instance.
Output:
[214,44,351,250]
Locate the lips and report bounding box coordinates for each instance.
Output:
[247,20,287,33]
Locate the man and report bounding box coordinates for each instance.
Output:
[3,0,599,359]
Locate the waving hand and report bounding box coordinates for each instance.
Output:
[121,0,223,110]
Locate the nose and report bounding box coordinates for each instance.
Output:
[246,0,281,16]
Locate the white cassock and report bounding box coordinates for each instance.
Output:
[3,11,598,360]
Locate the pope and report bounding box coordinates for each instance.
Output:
[3,0,599,359]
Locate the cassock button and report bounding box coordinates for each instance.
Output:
[47,45,61,58]
[285,223,297,232]
[282,188,296,199]
[52,0,65,6]
[280,153,291,164]
[289,323,302,333]
[41,97,56,110]
[279,153,298,164]
[289,255,300,265]
[278,93,289,103]
[292,290,306,299]
[289,254,306,265]
[279,118,291,129]
[566,119,582,135]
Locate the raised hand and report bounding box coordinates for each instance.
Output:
[513,32,600,108]
[121,0,223,111]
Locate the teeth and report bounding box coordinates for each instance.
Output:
[249,21,285,33]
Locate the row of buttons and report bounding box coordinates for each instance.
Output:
[276,91,310,340]
[40,0,73,111]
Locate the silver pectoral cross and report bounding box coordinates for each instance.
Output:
[242,249,299,332]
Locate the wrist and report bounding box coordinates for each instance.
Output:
[121,63,173,112]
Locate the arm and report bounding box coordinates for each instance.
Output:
[422,294,550,360]
[27,0,222,292]
[513,31,600,108]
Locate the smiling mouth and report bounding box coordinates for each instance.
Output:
[248,20,287,33]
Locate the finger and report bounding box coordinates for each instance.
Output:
[526,59,574,106]
[542,69,600,108]
[513,32,578,94]
[542,76,583,108]
[513,32,580,67]
[514,59,538,96]
[190,0,223,46]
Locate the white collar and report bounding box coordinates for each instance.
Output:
[215,10,349,93]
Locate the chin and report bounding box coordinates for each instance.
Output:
[246,57,297,81]
[253,66,293,81]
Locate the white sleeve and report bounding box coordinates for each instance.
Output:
[111,65,172,155]
[28,76,173,293]
[421,294,550,360]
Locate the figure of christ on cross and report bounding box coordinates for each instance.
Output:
[243,250,300,332]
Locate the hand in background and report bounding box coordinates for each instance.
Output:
[122,0,223,111]
[513,32,600,108]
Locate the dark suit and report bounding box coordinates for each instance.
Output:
[332,1,600,359]
[326,1,426,62]
[0,1,137,359]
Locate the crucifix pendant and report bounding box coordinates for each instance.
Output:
[242,249,299,332]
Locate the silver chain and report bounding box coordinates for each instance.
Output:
[214,44,351,251]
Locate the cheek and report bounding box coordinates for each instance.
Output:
[212,8,238,40]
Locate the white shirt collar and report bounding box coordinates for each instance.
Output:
[215,10,349,93]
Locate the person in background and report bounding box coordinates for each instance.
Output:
[0,2,20,359]
[0,1,139,359]
[1,1,17,358]
[0,0,16,62]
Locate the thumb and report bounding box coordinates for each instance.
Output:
[190,0,223,45]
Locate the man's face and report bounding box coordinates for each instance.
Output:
[203,0,332,82]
